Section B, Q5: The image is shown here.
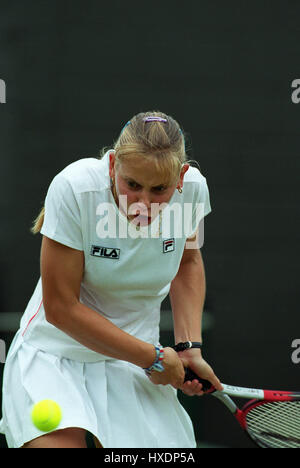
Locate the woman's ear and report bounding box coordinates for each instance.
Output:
[177,164,190,190]
[109,151,116,179]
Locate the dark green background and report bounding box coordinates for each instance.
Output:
[0,0,299,448]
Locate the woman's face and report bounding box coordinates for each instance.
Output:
[109,152,189,226]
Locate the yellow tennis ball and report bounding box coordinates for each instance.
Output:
[31,400,62,432]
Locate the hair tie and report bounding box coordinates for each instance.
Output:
[143,116,168,123]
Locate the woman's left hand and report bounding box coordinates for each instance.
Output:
[177,349,223,397]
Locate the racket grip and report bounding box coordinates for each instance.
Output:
[184,368,214,392]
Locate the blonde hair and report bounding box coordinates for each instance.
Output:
[109,110,186,186]
[31,110,189,234]
[31,206,45,235]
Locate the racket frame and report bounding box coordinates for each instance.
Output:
[185,369,300,447]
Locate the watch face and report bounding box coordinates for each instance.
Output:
[177,342,190,351]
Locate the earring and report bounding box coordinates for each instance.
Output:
[177,186,183,194]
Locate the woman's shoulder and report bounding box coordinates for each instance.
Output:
[184,164,208,186]
[55,157,109,194]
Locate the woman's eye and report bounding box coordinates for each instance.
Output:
[153,186,167,192]
[127,180,167,192]
[127,181,140,189]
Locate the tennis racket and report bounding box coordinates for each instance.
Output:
[184,368,300,448]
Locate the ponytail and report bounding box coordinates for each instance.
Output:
[31,206,45,234]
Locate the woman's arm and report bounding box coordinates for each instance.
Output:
[170,246,205,344]
[169,242,223,394]
[41,236,183,387]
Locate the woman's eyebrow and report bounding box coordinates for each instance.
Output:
[125,177,141,185]
[125,177,167,189]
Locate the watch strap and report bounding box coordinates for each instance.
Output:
[172,341,202,352]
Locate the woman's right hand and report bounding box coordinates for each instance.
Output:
[148,347,185,389]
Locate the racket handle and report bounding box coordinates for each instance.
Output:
[184,368,214,392]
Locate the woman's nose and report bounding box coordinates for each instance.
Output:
[136,191,152,212]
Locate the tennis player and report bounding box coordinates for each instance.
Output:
[0,111,222,448]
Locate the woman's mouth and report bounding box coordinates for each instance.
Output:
[131,214,152,226]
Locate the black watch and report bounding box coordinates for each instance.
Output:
[172,341,202,352]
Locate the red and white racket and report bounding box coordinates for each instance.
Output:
[184,368,300,448]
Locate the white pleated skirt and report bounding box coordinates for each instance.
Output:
[0,332,196,448]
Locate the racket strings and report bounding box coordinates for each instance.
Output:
[246,401,300,448]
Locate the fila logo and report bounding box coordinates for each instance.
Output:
[163,238,175,253]
[90,245,120,259]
